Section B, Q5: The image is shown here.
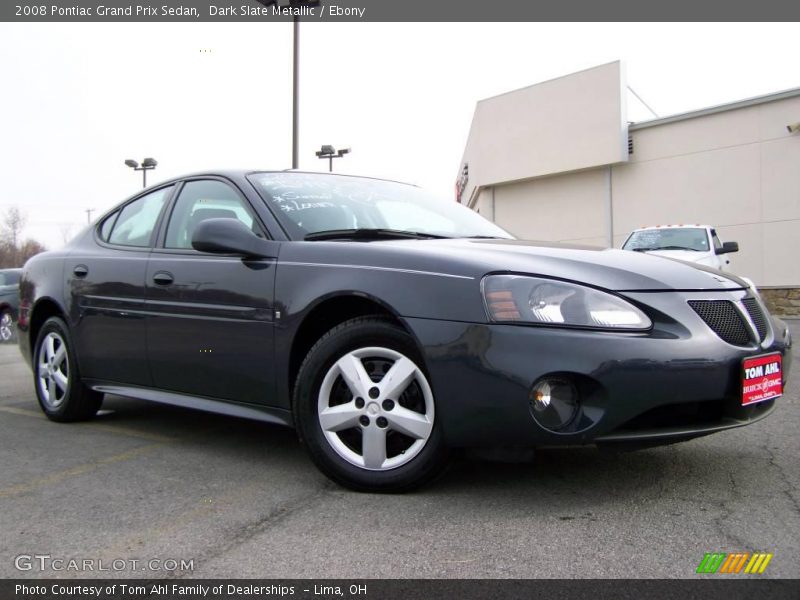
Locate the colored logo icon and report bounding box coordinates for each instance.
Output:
[696,552,773,574]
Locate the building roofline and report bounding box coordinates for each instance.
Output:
[629,86,800,131]
[476,60,621,104]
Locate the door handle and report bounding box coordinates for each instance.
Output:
[152,272,174,286]
[73,265,89,278]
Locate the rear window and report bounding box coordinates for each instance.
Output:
[107,186,172,247]
[99,211,119,242]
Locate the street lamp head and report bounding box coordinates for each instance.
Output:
[142,157,158,168]
[124,159,139,168]
[316,145,350,172]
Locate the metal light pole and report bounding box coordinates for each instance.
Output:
[315,145,351,172]
[124,158,158,189]
[85,208,95,224]
[292,16,299,169]
[289,0,320,169]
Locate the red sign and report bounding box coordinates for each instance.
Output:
[741,353,782,406]
[455,163,469,203]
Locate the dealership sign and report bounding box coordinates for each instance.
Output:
[455,163,469,203]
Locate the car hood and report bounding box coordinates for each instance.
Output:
[372,238,749,292]
[638,249,709,263]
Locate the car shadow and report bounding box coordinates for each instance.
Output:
[85,394,769,509]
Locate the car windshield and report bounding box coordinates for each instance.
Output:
[249,172,513,241]
[623,228,709,252]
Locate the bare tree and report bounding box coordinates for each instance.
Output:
[1,207,27,249]
[0,240,14,268]
[59,222,76,246]
[0,208,46,267]
[18,239,47,264]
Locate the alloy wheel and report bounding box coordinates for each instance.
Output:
[317,346,435,471]
[0,312,12,342]
[37,332,70,409]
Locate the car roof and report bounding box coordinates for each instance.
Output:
[153,169,417,189]
[633,224,713,231]
[100,170,423,225]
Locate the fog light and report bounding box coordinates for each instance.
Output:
[529,378,579,431]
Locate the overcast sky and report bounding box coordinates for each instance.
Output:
[0,22,798,249]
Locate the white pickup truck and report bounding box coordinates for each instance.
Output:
[621,225,739,272]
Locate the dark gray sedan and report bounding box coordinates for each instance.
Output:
[17,171,793,491]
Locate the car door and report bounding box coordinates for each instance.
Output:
[144,178,277,405]
[70,185,174,385]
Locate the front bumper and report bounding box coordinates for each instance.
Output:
[403,291,792,449]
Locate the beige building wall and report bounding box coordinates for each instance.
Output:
[614,93,800,287]
[458,61,628,206]
[491,169,610,247]
[480,92,800,289]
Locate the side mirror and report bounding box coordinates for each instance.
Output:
[715,241,739,255]
[191,218,278,258]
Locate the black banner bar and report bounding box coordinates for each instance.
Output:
[3,0,800,22]
[3,579,800,600]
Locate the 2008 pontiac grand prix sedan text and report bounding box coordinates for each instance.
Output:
[17,171,793,491]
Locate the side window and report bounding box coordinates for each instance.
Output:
[165,180,263,249]
[108,187,172,247]
[99,211,119,242]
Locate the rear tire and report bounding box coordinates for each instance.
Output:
[294,317,450,493]
[33,317,103,422]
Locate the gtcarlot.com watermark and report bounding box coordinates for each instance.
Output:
[14,554,194,573]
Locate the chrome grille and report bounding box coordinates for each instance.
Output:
[742,297,768,342]
[688,300,750,346]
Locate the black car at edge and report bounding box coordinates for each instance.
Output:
[18,171,793,491]
[1,268,22,343]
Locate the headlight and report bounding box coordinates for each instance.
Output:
[482,275,652,330]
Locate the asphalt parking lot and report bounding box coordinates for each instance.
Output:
[0,323,798,580]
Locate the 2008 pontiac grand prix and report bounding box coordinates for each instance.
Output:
[18,171,793,491]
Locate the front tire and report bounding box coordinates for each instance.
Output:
[33,317,103,422]
[294,317,450,493]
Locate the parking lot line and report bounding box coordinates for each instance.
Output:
[78,421,177,443]
[0,405,177,443]
[0,443,164,499]
[0,406,41,418]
